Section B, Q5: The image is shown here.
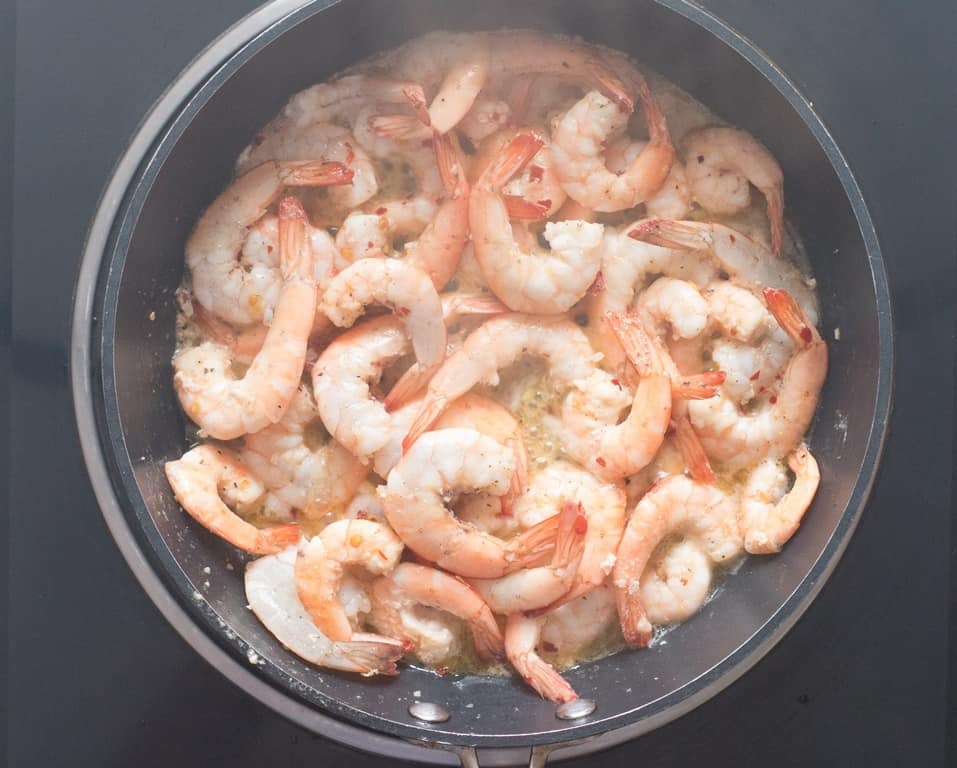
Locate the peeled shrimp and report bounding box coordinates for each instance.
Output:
[175,197,316,439]
[240,385,367,524]
[295,519,404,642]
[164,445,300,555]
[186,160,351,326]
[471,501,588,614]
[539,583,618,654]
[739,444,820,554]
[470,130,604,314]
[641,539,713,625]
[613,475,742,647]
[689,288,827,468]
[683,126,785,255]
[512,461,626,607]
[246,546,404,675]
[380,428,560,579]
[629,219,818,324]
[550,83,675,212]
[371,562,504,662]
[606,138,692,218]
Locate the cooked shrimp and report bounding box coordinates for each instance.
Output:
[550,82,675,212]
[505,614,578,703]
[458,94,512,144]
[683,126,785,255]
[512,461,626,607]
[689,288,827,468]
[246,545,405,675]
[739,444,820,554]
[175,197,316,439]
[403,314,598,451]
[605,138,692,218]
[240,385,367,524]
[539,583,618,656]
[165,445,300,555]
[471,127,568,220]
[390,32,490,134]
[641,538,712,625]
[563,314,672,481]
[472,501,588,614]
[613,475,742,646]
[380,428,560,579]
[434,393,529,516]
[629,219,818,324]
[295,519,404,642]
[635,276,709,341]
[371,563,504,662]
[470,130,604,314]
[186,160,351,326]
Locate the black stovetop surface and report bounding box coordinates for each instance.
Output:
[8,1,955,766]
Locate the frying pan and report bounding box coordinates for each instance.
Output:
[71,1,894,765]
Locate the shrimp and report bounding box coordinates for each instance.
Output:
[295,519,404,642]
[403,314,598,451]
[634,276,710,341]
[235,123,377,211]
[379,428,561,579]
[458,95,512,144]
[471,127,568,220]
[683,126,785,255]
[739,444,820,554]
[335,197,436,263]
[641,539,713,625]
[175,197,316,439]
[470,130,604,314]
[562,313,672,481]
[390,32,490,134]
[505,614,578,703]
[511,461,626,608]
[240,385,367,524]
[550,82,675,212]
[629,219,818,324]
[246,545,405,675]
[605,138,692,219]
[164,445,300,555]
[186,160,352,326]
[434,393,530,517]
[688,288,827,469]
[371,563,504,662]
[471,501,588,614]
[613,475,742,647]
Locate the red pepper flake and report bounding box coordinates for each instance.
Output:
[800,327,813,343]
[749,370,761,381]
[375,206,387,215]
[528,164,544,182]
[595,456,607,468]
[769,395,778,404]
[573,515,588,535]
[758,386,766,394]
[266,245,273,254]
[541,641,558,653]
[611,378,621,388]
[395,306,411,317]
[729,233,736,243]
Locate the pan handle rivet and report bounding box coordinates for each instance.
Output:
[555,698,596,720]
[409,701,451,723]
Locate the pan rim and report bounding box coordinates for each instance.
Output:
[71,0,895,761]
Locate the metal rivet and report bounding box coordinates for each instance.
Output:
[408,701,450,723]
[555,698,596,720]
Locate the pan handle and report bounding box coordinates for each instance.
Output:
[456,745,554,767]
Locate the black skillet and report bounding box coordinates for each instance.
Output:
[71,1,893,765]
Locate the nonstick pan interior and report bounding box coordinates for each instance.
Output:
[82,0,892,758]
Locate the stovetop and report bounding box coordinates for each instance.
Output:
[8,1,955,766]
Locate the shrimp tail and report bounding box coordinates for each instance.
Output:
[504,194,552,220]
[627,218,704,251]
[505,74,535,122]
[587,58,634,113]
[605,311,664,376]
[519,653,579,703]
[616,587,653,648]
[767,186,784,257]
[506,513,560,571]
[433,130,468,196]
[484,130,546,189]
[402,395,449,453]
[369,113,431,141]
[673,371,726,400]
[279,160,355,188]
[441,292,510,320]
[340,633,406,676]
[384,362,439,412]
[763,288,818,345]
[470,608,507,662]
[551,501,588,570]
[502,434,529,514]
[278,197,309,279]
[673,414,716,485]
